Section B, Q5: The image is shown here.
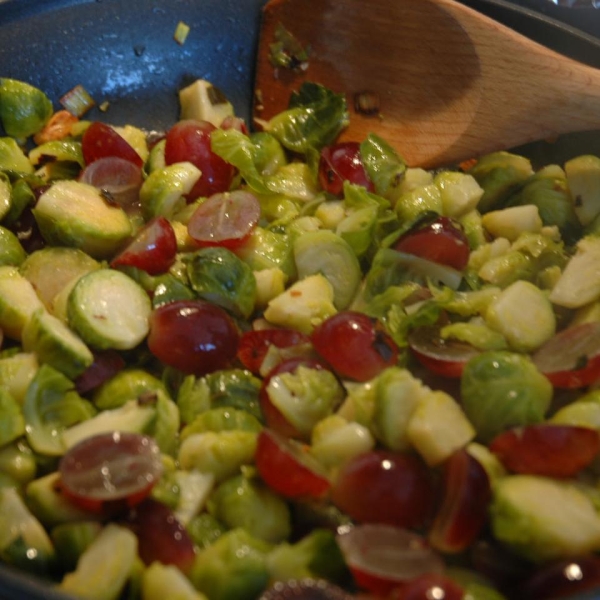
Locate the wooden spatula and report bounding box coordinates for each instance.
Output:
[253,0,600,167]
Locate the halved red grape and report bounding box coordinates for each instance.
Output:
[489,424,600,478]
[408,325,480,379]
[336,524,444,596]
[74,350,126,394]
[330,450,434,529]
[311,312,399,382]
[532,322,600,389]
[79,156,143,212]
[237,328,311,374]
[390,573,465,600]
[393,216,470,271]
[126,498,196,572]
[111,216,177,275]
[82,122,143,167]
[428,448,491,554]
[147,299,240,376]
[255,428,331,499]
[187,190,260,249]
[58,432,162,514]
[522,555,600,599]
[318,142,374,196]
[259,579,352,600]
[164,119,235,199]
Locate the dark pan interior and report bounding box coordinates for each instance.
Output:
[2,0,600,598]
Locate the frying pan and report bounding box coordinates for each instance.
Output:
[2,0,600,598]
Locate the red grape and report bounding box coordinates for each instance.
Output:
[391,573,465,600]
[187,190,260,249]
[147,299,239,375]
[522,555,600,599]
[489,424,600,478]
[164,119,235,200]
[82,122,143,167]
[237,328,311,374]
[255,428,331,499]
[126,498,196,572]
[428,448,491,553]
[330,450,434,529]
[318,142,374,196]
[58,432,162,514]
[111,216,177,275]
[532,322,600,389]
[74,350,126,394]
[393,216,470,270]
[408,325,480,379]
[79,156,143,212]
[336,524,444,596]
[311,312,399,382]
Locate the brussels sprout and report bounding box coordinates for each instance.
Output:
[461,351,552,442]
[178,430,257,482]
[266,365,345,438]
[476,249,536,288]
[58,523,138,600]
[250,131,287,176]
[205,369,263,422]
[0,137,34,174]
[93,368,169,410]
[235,227,296,279]
[0,265,45,340]
[0,78,53,139]
[294,229,362,310]
[0,440,36,485]
[190,528,271,600]
[185,247,257,319]
[210,128,270,194]
[265,82,349,154]
[266,529,349,584]
[0,388,25,448]
[23,364,96,456]
[142,562,208,600]
[208,474,291,543]
[440,321,507,351]
[490,475,600,562]
[26,472,99,528]
[22,308,94,380]
[266,162,318,201]
[0,351,39,405]
[395,183,442,223]
[29,139,84,168]
[33,181,133,259]
[447,568,508,600]
[506,169,581,245]
[467,151,533,213]
[565,155,600,227]
[181,406,262,441]
[186,512,226,549]
[146,391,180,456]
[360,133,406,198]
[176,374,212,426]
[19,245,100,312]
[50,521,102,573]
[0,487,56,576]
[139,162,201,219]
